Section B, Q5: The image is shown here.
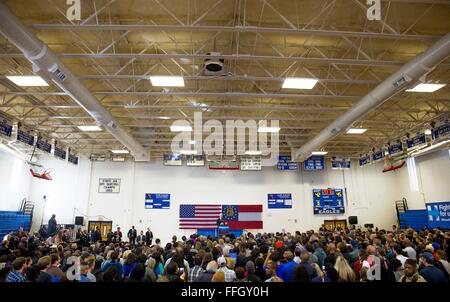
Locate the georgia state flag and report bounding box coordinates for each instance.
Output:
[222,205,263,229]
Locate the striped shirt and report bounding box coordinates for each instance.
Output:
[189,265,204,282]
[218,267,236,282]
[6,270,27,282]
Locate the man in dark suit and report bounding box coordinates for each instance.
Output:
[113,227,122,243]
[145,227,153,246]
[93,226,102,243]
[48,214,57,237]
[136,230,146,246]
[127,226,137,246]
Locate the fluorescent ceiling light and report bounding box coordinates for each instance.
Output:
[111,149,129,154]
[245,150,262,155]
[311,151,328,155]
[180,150,197,155]
[258,126,280,133]
[282,77,318,89]
[170,125,192,132]
[6,75,49,87]
[424,129,432,135]
[406,83,445,93]
[189,140,196,145]
[347,128,367,134]
[77,125,102,132]
[149,76,184,87]
[159,116,170,120]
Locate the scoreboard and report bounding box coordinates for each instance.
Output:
[313,188,345,215]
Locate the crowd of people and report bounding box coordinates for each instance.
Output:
[1,223,449,283]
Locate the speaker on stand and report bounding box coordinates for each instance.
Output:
[349,216,358,225]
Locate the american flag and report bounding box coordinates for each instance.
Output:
[179,204,222,229]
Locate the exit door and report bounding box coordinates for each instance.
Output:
[88,221,112,241]
[324,219,347,231]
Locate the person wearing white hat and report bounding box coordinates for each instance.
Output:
[217,256,236,282]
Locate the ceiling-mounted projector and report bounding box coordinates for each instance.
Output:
[204,52,225,75]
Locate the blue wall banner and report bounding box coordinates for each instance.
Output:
[388,142,403,155]
[372,150,385,162]
[54,146,67,160]
[303,155,324,171]
[36,138,52,153]
[0,112,13,138]
[407,133,426,149]
[313,188,345,215]
[359,155,370,166]
[431,122,449,141]
[145,193,170,209]
[268,193,292,209]
[17,129,34,146]
[427,201,450,230]
[277,155,298,171]
[68,153,79,165]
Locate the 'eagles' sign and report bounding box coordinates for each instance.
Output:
[98,178,121,193]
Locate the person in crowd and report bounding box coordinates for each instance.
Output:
[399,259,427,282]
[127,226,137,246]
[194,261,217,282]
[211,271,225,282]
[393,243,409,268]
[418,252,447,283]
[265,261,282,282]
[2,230,13,243]
[92,226,102,243]
[297,251,317,280]
[334,252,356,282]
[389,258,404,282]
[136,230,146,247]
[280,250,297,282]
[292,265,311,282]
[6,257,29,282]
[245,261,262,282]
[79,258,95,282]
[217,256,236,282]
[123,252,137,278]
[101,251,123,278]
[145,228,154,246]
[48,215,57,237]
[312,264,339,282]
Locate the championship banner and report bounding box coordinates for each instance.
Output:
[359,154,370,167]
[268,193,292,209]
[277,155,298,171]
[313,188,345,215]
[407,133,427,150]
[0,111,13,138]
[431,122,450,141]
[68,149,79,165]
[331,157,351,170]
[36,136,52,154]
[388,141,403,155]
[427,201,450,230]
[372,150,385,162]
[16,124,34,146]
[163,154,182,166]
[303,155,324,171]
[145,193,170,209]
[53,142,67,160]
[240,156,261,171]
[186,155,205,166]
[98,178,121,193]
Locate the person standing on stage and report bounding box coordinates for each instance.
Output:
[113,227,122,243]
[136,230,146,246]
[93,226,102,243]
[127,226,137,246]
[48,214,57,237]
[145,227,153,246]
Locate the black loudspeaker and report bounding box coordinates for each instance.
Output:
[74,216,84,226]
[349,216,358,225]
[364,223,374,229]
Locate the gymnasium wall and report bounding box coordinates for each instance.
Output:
[0,149,449,242]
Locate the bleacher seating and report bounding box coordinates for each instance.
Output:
[0,211,32,238]
[399,209,428,230]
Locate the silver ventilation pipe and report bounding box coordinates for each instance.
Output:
[294,33,450,162]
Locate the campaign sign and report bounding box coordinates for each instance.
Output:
[313,188,345,215]
[406,133,426,149]
[372,150,385,162]
[36,138,52,153]
[359,155,370,166]
[303,156,324,171]
[268,193,292,209]
[17,129,34,146]
[427,201,450,230]
[54,146,67,160]
[145,193,170,209]
[431,122,450,141]
[277,155,298,171]
[389,142,403,155]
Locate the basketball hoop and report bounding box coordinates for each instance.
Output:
[382,156,405,173]
[28,161,52,180]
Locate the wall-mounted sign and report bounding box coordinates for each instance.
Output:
[0,112,13,138]
[98,178,121,193]
[388,142,403,155]
[277,155,298,171]
[145,193,170,209]
[268,193,292,209]
[68,153,79,165]
[209,160,240,170]
[163,154,182,166]
[372,150,385,162]
[359,155,370,167]
[36,137,52,153]
[331,157,351,170]
[304,156,324,171]
[313,188,345,215]
[427,201,450,230]
[54,146,67,160]
[16,127,34,146]
[431,122,449,141]
[407,133,426,149]
[186,155,205,166]
[240,155,262,171]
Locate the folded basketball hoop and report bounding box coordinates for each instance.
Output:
[382,157,405,173]
[28,161,52,180]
